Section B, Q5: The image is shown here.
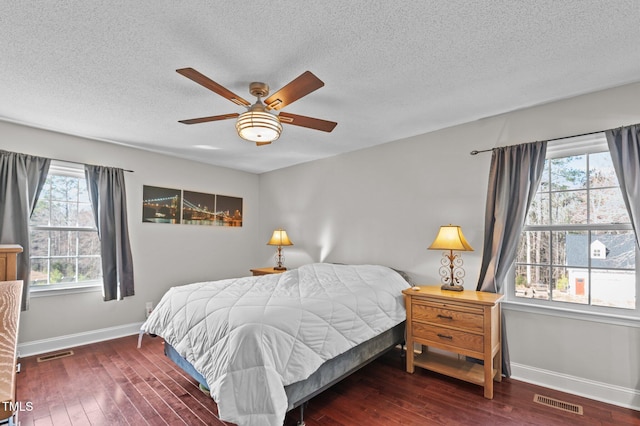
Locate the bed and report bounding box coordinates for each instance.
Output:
[140,263,410,426]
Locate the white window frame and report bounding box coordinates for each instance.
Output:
[29,160,102,297]
[505,133,639,322]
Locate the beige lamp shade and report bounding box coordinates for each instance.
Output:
[267,229,293,246]
[428,225,473,252]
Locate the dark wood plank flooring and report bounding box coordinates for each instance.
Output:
[15,335,639,425]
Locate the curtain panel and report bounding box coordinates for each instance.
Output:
[85,165,135,301]
[0,150,51,310]
[476,141,547,377]
[605,125,640,251]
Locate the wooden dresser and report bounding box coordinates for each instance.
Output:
[0,245,22,282]
[403,286,503,399]
[0,280,23,424]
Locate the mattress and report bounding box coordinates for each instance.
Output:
[164,321,405,411]
[141,263,409,426]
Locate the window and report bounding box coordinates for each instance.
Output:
[514,134,637,314]
[29,161,102,292]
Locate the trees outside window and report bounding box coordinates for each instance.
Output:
[29,162,102,290]
[515,137,637,311]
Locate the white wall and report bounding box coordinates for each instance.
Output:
[0,120,260,344]
[258,82,640,409]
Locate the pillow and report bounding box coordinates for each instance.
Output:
[390,267,413,285]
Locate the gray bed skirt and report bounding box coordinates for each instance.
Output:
[164,321,405,411]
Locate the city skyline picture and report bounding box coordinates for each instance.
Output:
[142,185,181,224]
[215,194,243,227]
[142,185,242,227]
[183,190,216,225]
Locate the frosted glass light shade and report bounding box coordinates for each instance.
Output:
[236,111,282,142]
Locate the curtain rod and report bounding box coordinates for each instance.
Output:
[50,156,134,173]
[469,127,619,156]
[1,149,134,173]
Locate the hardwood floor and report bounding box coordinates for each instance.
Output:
[15,335,639,425]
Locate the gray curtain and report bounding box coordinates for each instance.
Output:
[0,150,50,310]
[476,141,547,377]
[605,125,640,251]
[85,165,135,301]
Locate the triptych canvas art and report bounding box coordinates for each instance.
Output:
[142,185,243,227]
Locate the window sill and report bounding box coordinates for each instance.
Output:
[502,300,640,328]
[30,283,102,298]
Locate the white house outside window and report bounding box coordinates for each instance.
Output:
[513,134,637,315]
[29,161,102,292]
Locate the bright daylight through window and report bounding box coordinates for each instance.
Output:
[29,162,102,291]
[515,134,637,312]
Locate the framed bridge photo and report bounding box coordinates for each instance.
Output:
[215,194,243,227]
[142,185,181,224]
[182,190,216,226]
[142,185,243,227]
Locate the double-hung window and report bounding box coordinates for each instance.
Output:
[29,161,102,293]
[513,133,638,316]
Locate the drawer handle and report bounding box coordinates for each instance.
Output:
[437,314,453,320]
[437,333,453,340]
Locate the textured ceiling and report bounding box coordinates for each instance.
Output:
[2,1,640,173]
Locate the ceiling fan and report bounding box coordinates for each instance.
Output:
[177,68,338,146]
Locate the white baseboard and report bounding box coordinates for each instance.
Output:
[511,362,640,411]
[17,322,144,358]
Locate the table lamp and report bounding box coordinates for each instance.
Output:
[428,225,474,291]
[267,228,293,270]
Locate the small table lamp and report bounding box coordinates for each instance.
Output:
[428,225,474,291]
[267,228,293,270]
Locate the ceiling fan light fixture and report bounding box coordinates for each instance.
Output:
[178,69,336,143]
[236,110,282,142]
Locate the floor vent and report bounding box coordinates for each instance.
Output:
[37,350,74,362]
[534,394,583,415]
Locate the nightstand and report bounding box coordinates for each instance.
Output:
[402,285,503,399]
[250,267,287,276]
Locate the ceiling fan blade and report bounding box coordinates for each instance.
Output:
[256,141,272,147]
[179,113,239,125]
[264,71,324,110]
[177,68,251,107]
[278,112,337,132]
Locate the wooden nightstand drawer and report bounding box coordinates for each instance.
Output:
[412,322,484,353]
[412,302,483,332]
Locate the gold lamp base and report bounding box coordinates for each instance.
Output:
[441,283,464,292]
[429,225,473,293]
[273,266,287,271]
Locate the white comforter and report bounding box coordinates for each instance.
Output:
[140,263,409,426]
